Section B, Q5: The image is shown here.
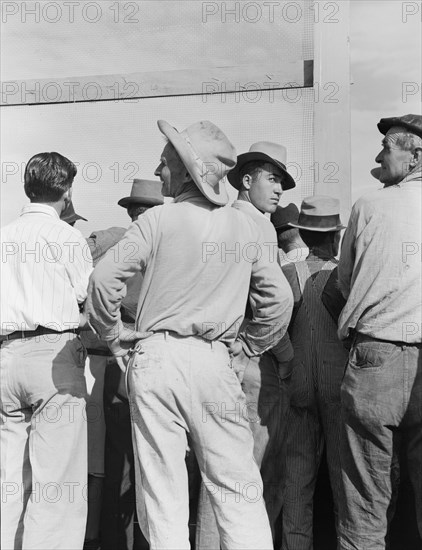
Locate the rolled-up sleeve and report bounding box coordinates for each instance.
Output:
[241,254,293,356]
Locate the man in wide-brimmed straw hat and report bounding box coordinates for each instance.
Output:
[337,114,422,548]
[87,120,292,549]
[279,195,347,549]
[196,141,295,547]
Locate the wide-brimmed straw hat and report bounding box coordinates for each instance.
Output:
[157,120,237,206]
[118,179,164,208]
[270,203,300,230]
[288,195,345,232]
[227,141,296,191]
[61,201,87,224]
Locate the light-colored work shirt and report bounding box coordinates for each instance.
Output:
[1,203,93,334]
[87,188,291,355]
[338,171,421,343]
[232,199,294,360]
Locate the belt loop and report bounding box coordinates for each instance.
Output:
[164,330,169,340]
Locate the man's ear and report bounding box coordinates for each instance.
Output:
[242,174,252,191]
[411,147,422,168]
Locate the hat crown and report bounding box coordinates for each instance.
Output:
[301,195,340,218]
[118,179,163,208]
[130,179,163,202]
[182,121,237,184]
[271,203,299,229]
[248,141,288,167]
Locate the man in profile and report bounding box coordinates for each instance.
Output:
[338,114,422,548]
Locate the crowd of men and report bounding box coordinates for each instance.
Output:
[0,113,421,550]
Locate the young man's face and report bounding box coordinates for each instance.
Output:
[246,162,283,213]
[154,142,187,197]
[375,133,413,186]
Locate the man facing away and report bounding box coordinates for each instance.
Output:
[280,195,348,550]
[0,152,93,550]
[195,141,295,549]
[86,120,292,549]
[337,114,422,549]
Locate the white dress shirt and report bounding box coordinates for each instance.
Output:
[1,203,93,335]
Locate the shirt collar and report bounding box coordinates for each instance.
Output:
[398,169,422,187]
[232,199,270,221]
[20,203,60,219]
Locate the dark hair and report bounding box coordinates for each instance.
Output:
[127,205,150,221]
[299,229,337,249]
[238,161,264,187]
[24,152,77,202]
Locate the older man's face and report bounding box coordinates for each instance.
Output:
[154,142,186,197]
[375,132,414,186]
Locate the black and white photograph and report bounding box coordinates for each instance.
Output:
[1,1,421,549]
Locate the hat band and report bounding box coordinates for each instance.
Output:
[297,213,341,229]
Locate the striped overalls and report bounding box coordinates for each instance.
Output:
[282,258,348,550]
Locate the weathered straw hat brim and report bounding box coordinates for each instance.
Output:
[227,151,295,191]
[288,222,345,232]
[157,120,229,206]
[118,196,163,208]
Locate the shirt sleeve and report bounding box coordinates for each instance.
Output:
[338,205,358,299]
[62,227,93,304]
[85,212,156,340]
[240,250,293,356]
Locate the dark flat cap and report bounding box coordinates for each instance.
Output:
[377,114,422,139]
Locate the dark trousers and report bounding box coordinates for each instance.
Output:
[101,361,146,550]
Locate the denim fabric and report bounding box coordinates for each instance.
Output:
[339,334,422,550]
[0,334,88,550]
[128,333,273,550]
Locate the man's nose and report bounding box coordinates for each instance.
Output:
[275,182,283,195]
[154,163,162,176]
[375,150,383,163]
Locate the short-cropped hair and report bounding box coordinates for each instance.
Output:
[239,161,264,185]
[24,152,77,202]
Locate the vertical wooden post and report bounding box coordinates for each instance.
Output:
[313,0,351,220]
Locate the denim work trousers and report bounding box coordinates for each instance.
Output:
[282,260,348,550]
[127,333,273,550]
[339,334,422,550]
[196,351,289,549]
[0,334,88,550]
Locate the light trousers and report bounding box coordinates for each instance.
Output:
[127,333,273,550]
[0,334,88,550]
